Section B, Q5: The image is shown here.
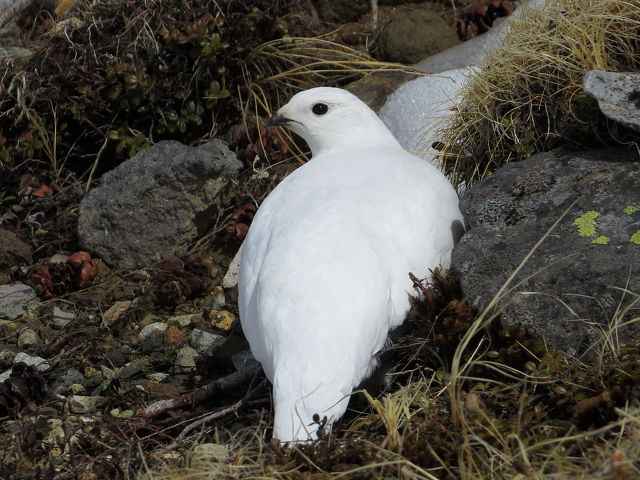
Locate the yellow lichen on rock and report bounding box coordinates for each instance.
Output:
[573,211,600,237]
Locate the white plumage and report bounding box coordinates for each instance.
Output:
[238,87,463,443]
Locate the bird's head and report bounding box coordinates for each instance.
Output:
[267,87,400,157]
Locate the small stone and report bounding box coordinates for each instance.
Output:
[53,306,75,329]
[167,314,194,328]
[47,253,69,264]
[190,329,225,356]
[148,372,169,382]
[13,352,50,372]
[208,310,235,331]
[51,368,86,393]
[222,248,241,288]
[100,365,116,380]
[69,395,104,414]
[0,283,36,320]
[175,346,200,372]
[119,357,151,379]
[140,313,160,328]
[139,322,168,340]
[102,300,132,326]
[0,319,19,337]
[17,328,40,349]
[70,383,85,394]
[163,325,188,347]
[0,346,17,368]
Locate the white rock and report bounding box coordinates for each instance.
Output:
[379,67,473,162]
[583,70,640,132]
[53,306,75,328]
[222,246,242,289]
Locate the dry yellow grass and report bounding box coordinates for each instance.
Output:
[438,0,640,188]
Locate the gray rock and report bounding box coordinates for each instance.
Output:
[452,147,640,360]
[175,346,200,372]
[345,71,420,112]
[190,329,225,356]
[78,140,242,268]
[53,306,75,329]
[17,328,39,349]
[0,283,36,320]
[119,357,151,379]
[139,322,168,340]
[583,70,640,132]
[69,395,105,414]
[0,351,51,383]
[51,369,86,393]
[376,9,459,64]
[0,228,33,269]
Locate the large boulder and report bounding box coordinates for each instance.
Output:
[78,140,242,269]
[376,8,460,64]
[452,147,640,359]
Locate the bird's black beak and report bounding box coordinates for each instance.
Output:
[267,115,291,127]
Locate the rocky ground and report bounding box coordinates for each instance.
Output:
[0,1,639,479]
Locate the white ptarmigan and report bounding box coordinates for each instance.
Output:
[238,87,463,443]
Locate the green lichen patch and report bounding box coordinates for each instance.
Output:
[624,205,639,215]
[591,235,610,245]
[631,230,640,245]
[573,210,600,237]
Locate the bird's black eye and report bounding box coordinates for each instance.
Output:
[312,103,328,115]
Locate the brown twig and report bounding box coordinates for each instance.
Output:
[143,363,262,418]
[153,379,267,455]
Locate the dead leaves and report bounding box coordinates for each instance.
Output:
[31,251,99,298]
[0,363,47,417]
[155,255,212,306]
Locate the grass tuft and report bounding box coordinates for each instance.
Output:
[437,0,640,188]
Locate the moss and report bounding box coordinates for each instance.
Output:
[573,211,600,237]
[592,235,610,245]
[631,230,640,245]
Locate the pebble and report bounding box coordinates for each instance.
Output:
[69,395,104,414]
[167,314,194,328]
[53,306,75,329]
[163,325,188,347]
[102,300,132,326]
[17,328,40,349]
[208,310,235,331]
[0,283,36,320]
[50,368,86,394]
[190,328,224,356]
[175,346,200,372]
[222,248,241,288]
[100,365,116,380]
[139,322,168,340]
[119,357,151,379]
[148,372,169,382]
